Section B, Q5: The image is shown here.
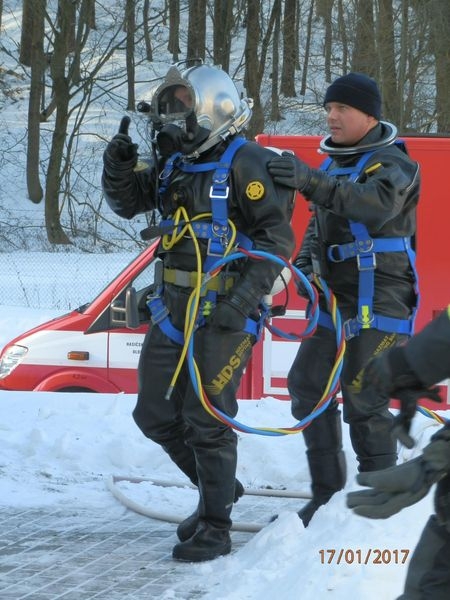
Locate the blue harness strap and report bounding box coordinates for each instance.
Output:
[318,146,419,339]
[147,292,184,345]
[149,137,264,344]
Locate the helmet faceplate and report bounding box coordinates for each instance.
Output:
[150,63,253,157]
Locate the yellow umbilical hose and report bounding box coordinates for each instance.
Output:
[161,206,237,399]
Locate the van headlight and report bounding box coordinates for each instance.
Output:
[0,345,28,378]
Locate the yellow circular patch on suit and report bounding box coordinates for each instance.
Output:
[133,160,150,172]
[245,181,265,201]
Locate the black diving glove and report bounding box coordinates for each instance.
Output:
[268,152,313,192]
[209,298,248,332]
[392,387,442,449]
[209,279,266,333]
[268,152,335,203]
[363,347,442,448]
[103,116,138,172]
[346,433,450,519]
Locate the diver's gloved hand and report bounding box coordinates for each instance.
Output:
[209,298,248,332]
[268,152,335,202]
[346,434,450,519]
[363,347,442,448]
[103,116,138,171]
[392,387,442,449]
[268,152,313,192]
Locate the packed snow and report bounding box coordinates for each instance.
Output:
[0,261,446,599]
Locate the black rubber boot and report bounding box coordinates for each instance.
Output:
[297,409,347,527]
[177,479,244,542]
[172,442,236,562]
[161,439,199,485]
[172,521,231,562]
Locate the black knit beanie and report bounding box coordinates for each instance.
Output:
[323,72,381,119]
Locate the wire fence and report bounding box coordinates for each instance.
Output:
[0,250,140,310]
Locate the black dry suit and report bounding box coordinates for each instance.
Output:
[102,136,295,544]
[394,307,450,600]
[288,122,420,517]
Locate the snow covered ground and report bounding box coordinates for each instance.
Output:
[0,274,446,599]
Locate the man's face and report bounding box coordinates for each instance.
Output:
[174,86,194,110]
[325,102,378,145]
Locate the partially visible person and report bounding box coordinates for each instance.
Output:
[347,306,450,600]
[268,72,420,526]
[102,62,295,562]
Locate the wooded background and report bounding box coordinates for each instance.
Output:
[0,0,449,249]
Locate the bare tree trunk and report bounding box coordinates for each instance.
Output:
[187,0,206,62]
[126,0,136,111]
[280,0,297,96]
[44,1,73,244]
[300,0,315,95]
[378,0,397,122]
[19,0,34,66]
[213,0,234,71]
[244,0,264,138]
[26,0,46,204]
[143,0,153,61]
[78,0,96,32]
[85,0,96,30]
[270,0,282,121]
[168,0,180,61]
[321,0,333,82]
[337,0,348,73]
[397,0,408,129]
[430,0,450,132]
[56,0,76,54]
[0,0,3,30]
[352,0,377,77]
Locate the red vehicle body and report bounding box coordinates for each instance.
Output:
[1,135,449,408]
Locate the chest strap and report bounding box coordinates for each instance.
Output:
[149,137,268,344]
[320,148,419,339]
[159,137,251,270]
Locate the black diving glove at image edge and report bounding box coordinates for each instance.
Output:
[363,346,442,448]
[346,431,450,519]
[391,386,442,449]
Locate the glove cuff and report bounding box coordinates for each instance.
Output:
[302,169,333,202]
[422,438,450,482]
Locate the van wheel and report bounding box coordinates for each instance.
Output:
[58,386,98,393]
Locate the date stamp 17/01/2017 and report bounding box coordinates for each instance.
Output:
[319,548,410,565]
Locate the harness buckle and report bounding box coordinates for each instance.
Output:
[147,294,169,326]
[207,222,232,257]
[357,253,376,271]
[343,318,360,340]
[209,184,229,199]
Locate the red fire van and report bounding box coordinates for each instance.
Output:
[0,135,449,404]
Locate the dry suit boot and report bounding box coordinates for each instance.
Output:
[173,443,236,562]
[176,478,244,542]
[298,410,347,527]
[172,521,232,562]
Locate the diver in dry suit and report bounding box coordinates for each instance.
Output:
[102,62,295,562]
[268,72,420,526]
[347,306,450,600]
